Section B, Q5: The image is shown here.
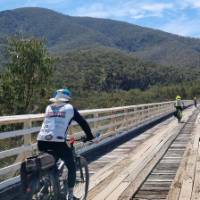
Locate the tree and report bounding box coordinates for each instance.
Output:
[0,38,54,115]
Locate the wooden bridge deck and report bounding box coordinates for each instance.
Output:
[87,106,199,200]
[0,106,199,200]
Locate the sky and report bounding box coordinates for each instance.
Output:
[0,0,200,38]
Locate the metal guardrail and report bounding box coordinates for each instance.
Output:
[0,101,193,190]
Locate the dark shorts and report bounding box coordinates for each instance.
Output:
[37,140,76,188]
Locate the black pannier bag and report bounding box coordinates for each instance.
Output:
[25,155,38,173]
[37,153,56,170]
[20,153,56,192]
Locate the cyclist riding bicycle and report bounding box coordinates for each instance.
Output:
[37,88,94,200]
[174,95,184,121]
[194,97,197,107]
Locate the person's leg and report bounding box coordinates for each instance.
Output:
[58,144,76,198]
[37,141,59,162]
[174,108,178,117]
[37,140,48,152]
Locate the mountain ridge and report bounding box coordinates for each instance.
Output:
[0,7,200,68]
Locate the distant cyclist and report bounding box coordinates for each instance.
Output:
[194,97,197,108]
[37,88,94,200]
[174,95,184,122]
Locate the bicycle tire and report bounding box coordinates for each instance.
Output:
[23,176,38,200]
[24,170,60,200]
[74,156,89,200]
[177,110,182,123]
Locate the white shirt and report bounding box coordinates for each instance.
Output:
[175,100,183,107]
[37,103,74,142]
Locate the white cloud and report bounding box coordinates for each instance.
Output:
[74,1,174,19]
[75,3,111,18]
[24,0,67,7]
[39,0,67,4]
[142,3,173,12]
[161,16,200,37]
[177,0,200,9]
[73,1,200,37]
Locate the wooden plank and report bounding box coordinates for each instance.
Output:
[106,182,130,200]
[89,116,181,200]
[0,163,21,176]
[167,149,190,199]
[0,143,37,159]
[92,175,127,200]
[113,108,194,199]
[0,176,20,190]
[88,121,171,199]
[134,190,168,199]
[191,140,200,200]
[87,124,158,198]
[118,125,182,199]
[0,101,178,125]
[0,114,44,125]
[0,101,176,125]
[178,121,200,200]
[0,127,40,139]
[167,113,199,200]
[152,172,177,175]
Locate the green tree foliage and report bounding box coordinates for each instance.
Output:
[0,38,54,115]
[55,48,200,93]
[72,82,200,109]
[50,47,200,109]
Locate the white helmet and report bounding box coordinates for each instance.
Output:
[49,88,71,102]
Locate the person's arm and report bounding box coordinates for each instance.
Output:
[73,108,94,141]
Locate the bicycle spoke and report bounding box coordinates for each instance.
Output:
[28,173,59,200]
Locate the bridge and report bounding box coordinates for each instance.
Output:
[0,100,199,200]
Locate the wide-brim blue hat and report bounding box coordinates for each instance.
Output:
[49,89,71,102]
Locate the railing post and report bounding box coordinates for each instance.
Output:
[131,108,136,128]
[141,106,145,123]
[23,120,32,146]
[9,120,32,178]
[156,104,159,116]
[158,104,162,116]
[111,111,117,132]
[123,108,128,129]
[94,113,99,132]
[17,120,32,160]
[146,106,149,119]
[135,107,140,126]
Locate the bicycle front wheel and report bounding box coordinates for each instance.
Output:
[74,156,89,200]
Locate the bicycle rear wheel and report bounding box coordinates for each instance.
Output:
[25,171,60,200]
[177,110,182,123]
[74,156,89,200]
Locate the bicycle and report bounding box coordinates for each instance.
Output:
[175,109,182,123]
[21,137,90,200]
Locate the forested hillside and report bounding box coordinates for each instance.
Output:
[1,7,200,67]
[55,48,200,92]
[0,8,200,114]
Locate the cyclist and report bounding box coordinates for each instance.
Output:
[174,95,184,122]
[37,88,94,200]
[194,97,197,107]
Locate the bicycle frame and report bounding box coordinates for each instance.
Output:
[24,138,89,200]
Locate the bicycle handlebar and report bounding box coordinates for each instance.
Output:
[66,136,94,144]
